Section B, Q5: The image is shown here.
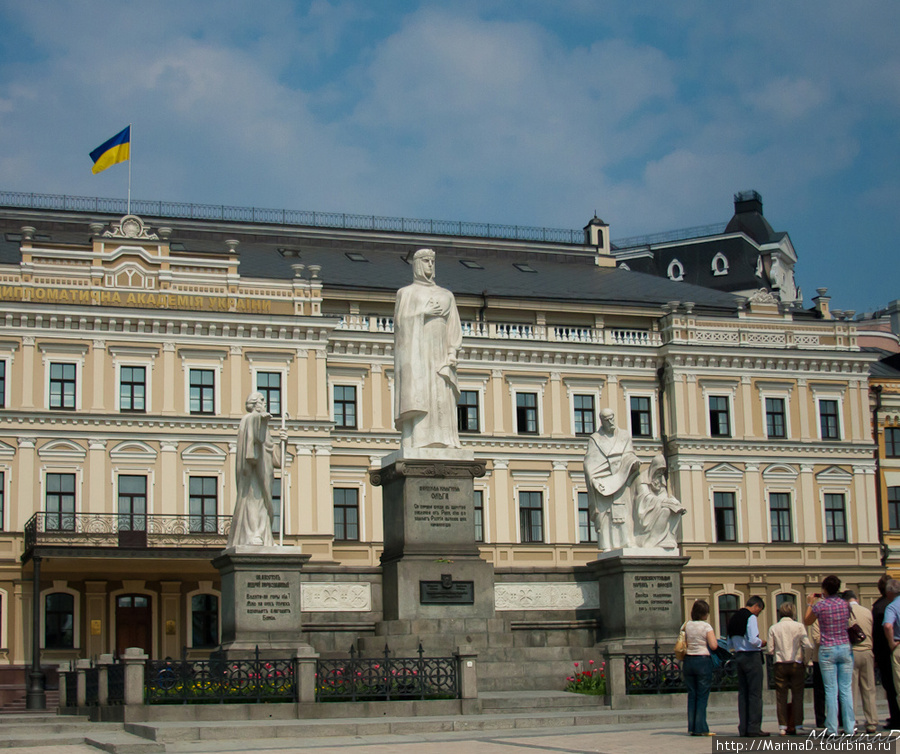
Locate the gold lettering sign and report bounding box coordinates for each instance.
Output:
[0,285,274,313]
[90,619,102,636]
[165,620,176,636]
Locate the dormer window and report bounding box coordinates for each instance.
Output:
[667,259,684,281]
[712,252,729,276]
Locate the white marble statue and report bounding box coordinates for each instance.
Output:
[583,408,642,550]
[393,248,462,450]
[227,391,287,548]
[634,454,686,551]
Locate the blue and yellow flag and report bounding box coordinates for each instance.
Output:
[89,126,131,174]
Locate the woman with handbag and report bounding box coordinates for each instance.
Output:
[682,599,718,736]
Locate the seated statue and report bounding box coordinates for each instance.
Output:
[634,454,686,551]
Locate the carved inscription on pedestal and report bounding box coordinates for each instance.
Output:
[632,574,676,614]
[413,483,468,530]
[244,573,293,623]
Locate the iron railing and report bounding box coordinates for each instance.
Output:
[85,666,99,705]
[145,648,295,704]
[107,663,125,705]
[624,641,739,694]
[23,512,231,558]
[316,644,458,702]
[0,190,585,245]
[64,670,77,707]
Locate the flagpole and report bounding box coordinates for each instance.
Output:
[127,123,132,215]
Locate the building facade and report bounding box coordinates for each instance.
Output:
[0,194,882,696]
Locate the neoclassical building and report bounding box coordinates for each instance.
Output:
[0,191,881,697]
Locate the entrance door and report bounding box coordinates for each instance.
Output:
[116,594,152,655]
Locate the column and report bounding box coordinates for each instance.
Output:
[548,372,564,438]
[490,370,505,434]
[91,339,106,411]
[160,582,181,659]
[686,374,699,437]
[745,463,763,542]
[853,464,877,544]
[295,349,310,420]
[550,460,570,544]
[162,342,176,415]
[313,444,331,533]
[160,441,179,515]
[87,439,108,513]
[16,438,36,532]
[740,375,753,438]
[314,350,329,420]
[797,379,811,442]
[369,455,384,544]
[84,581,107,658]
[605,374,620,415]
[293,445,314,537]
[492,460,511,543]
[20,336,35,409]
[798,464,816,543]
[370,364,384,430]
[849,379,865,442]
[229,345,243,418]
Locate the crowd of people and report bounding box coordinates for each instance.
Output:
[681,574,900,737]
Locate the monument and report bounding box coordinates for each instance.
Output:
[212,392,312,657]
[371,249,493,621]
[584,415,688,644]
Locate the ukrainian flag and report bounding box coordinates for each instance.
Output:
[89,126,131,174]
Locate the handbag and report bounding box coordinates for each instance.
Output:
[674,624,687,661]
[848,607,866,645]
[711,645,734,669]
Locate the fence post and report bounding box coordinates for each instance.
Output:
[97,653,114,706]
[58,662,70,708]
[602,646,628,709]
[294,647,319,704]
[122,647,148,706]
[75,659,92,707]
[455,647,478,699]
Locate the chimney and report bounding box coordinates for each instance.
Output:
[812,288,832,320]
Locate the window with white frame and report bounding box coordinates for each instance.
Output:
[45,592,75,649]
[189,369,216,415]
[516,392,539,435]
[188,476,218,532]
[256,371,283,416]
[769,492,793,542]
[119,365,147,412]
[765,397,787,439]
[713,491,737,542]
[0,471,4,531]
[45,472,76,531]
[886,427,900,458]
[573,395,595,436]
[629,395,654,438]
[889,487,900,530]
[333,385,358,430]
[577,491,596,543]
[0,359,6,408]
[824,493,847,542]
[718,594,741,637]
[333,487,359,541]
[458,390,480,433]
[49,362,77,410]
[708,395,732,437]
[519,491,544,542]
[818,398,841,440]
[117,475,147,531]
[272,477,282,535]
[474,489,485,542]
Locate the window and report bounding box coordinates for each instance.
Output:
[333,488,359,541]
[334,386,357,430]
[0,471,4,531]
[824,493,847,542]
[519,491,543,543]
[189,369,215,414]
[713,491,737,542]
[189,477,218,533]
[256,372,282,416]
[769,492,792,542]
[776,593,796,611]
[819,399,840,440]
[516,393,538,435]
[630,396,652,438]
[0,360,5,408]
[708,396,731,437]
[885,427,900,458]
[272,478,282,536]
[49,362,76,409]
[45,592,75,649]
[191,594,219,648]
[46,473,75,531]
[889,487,900,530]
[578,491,596,543]
[458,391,480,433]
[718,594,740,638]
[119,366,146,412]
[117,475,147,531]
[765,397,786,439]
[474,490,484,543]
[573,395,595,436]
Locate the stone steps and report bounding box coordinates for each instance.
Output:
[0,712,128,750]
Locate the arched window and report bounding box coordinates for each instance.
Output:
[718,594,741,638]
[191,594,219,648]
[667,259,684,282]
[712,252,729,276]
[775,593,797,616]
[45,592,74,649]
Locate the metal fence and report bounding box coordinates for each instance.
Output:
[145,649,295,704]
[625,642,739,694]
[316,644,458,702]
[107,663,125,705]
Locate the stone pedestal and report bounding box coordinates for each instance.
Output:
[587,550,689,643]
[371,449,494,621]
[212,546,312,657]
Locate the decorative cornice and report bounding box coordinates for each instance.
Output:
[369,459,487,486]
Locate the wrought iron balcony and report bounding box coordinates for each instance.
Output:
[23,512,231,560]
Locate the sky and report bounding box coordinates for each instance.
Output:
[0,1,897,315]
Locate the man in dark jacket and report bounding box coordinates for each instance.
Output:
[728,595,769,737]
[873,575,900,729]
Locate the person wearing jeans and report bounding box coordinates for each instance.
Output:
[805,575,854,736]
[728,595,769,737]
[683,599,718,736]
